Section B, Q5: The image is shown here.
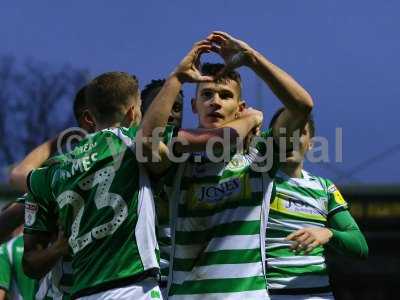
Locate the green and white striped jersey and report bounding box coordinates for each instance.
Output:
[266,170,348,292]
[154,187,172,285]
[34,257,73,300]
[0,234,38,300]
[25,126,175,297]
[168,130,278,300]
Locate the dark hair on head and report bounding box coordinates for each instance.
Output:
[85,72,139,125]
[73,85,87,124]
[141,79,184,115]
[198,63,242,97]
[268,107,315,137]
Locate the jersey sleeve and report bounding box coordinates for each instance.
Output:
[324,179,349,216]
[25,167,57,234]
[253,128,280,177]
[27,166,53,201]
[162,124,176,144]
[0,244,11,292]
[15,193,27,205]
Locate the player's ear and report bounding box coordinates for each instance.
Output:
[238,99,246,112]
[308,139,314,150]
[82,110,96,133]
[191,98,198,114]
[122,105,140,127]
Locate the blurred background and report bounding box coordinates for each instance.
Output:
[0,1,399,299]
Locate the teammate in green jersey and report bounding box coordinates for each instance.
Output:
[0,201,24,245]
[9,85,92,300]
[0,223,38,300]
[141,32,314,299]
[17,70,261,300]
[266,108,368,300]
[141,79,184,299]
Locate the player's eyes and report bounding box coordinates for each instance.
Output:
[220,92,233,100]
[172,103,182,112]
[202,91,214,99]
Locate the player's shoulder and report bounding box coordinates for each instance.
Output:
[301,170,340,194]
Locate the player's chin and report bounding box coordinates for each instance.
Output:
[284,155,302,164]
[200,119,222,129]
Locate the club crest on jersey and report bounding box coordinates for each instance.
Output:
[225,155,247,171]
[196,178,241,204]
[328,184,347,206]
[25,202,38,227]
[327,184,338,193]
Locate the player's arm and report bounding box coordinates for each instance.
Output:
[207,31,313,147]
[0,289,6,300]
[326,210,368,258]
[286,213,368,259]
[0,202,24,245]
[9,136,57,192]
[288,182,368,258]
[23,231,68,279]
[23,168,68,279]
[140,41,261,174]
[9,129,84,192]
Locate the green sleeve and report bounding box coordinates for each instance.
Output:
[327,210,369,259]
[25,167,57,234]
[15,194,27,205]
[0,243,11,291]
[163,124,177,145]
[27,166,54,202]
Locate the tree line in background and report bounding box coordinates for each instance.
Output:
[0,55,89,181]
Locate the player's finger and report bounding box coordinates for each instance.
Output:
[196,75,214,82]
[207,34,227,45]
[195,39,211,46]
[212,31,233,40]
[287,229,306,241]
[302,236,315,247]
[304,241,319,254]
[210,45,221,54]
[294,232,311,244]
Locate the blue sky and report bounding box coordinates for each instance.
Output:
[1,0,399,183]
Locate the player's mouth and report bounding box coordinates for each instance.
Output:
[207,112,224,119]
[168,116,181,126]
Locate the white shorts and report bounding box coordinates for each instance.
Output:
[76,278,163,300]
[271,292,334,300]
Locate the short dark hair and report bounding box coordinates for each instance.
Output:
[86,72,139,125]
[268,107,315,137]
[73,85,87,124]
[141,79,183,115]
[197,63,242,97]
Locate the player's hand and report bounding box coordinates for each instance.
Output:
[238,107,262,150]
[286,228,333,254]
[172,40,215,83]
[53,230,69,256]
[207,31,254,76]
[239,107,263,128]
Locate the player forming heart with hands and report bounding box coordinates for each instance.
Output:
[206,31,255,76]
[173,40,216,83]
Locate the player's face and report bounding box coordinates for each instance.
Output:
[143,88,183,129]
[285,123,313,163]
[193,80,243,129]
[169,94,183,129]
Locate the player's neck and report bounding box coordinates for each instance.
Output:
[280,161,303,178]
[95,122,121,131]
